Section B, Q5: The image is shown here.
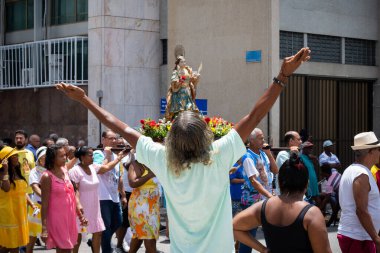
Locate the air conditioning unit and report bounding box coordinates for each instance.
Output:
[22,68,35,87]
[48,54,64,82]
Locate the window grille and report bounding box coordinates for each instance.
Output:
[345,38,376,66]
[280,31,304,59]
[307,34,341,63]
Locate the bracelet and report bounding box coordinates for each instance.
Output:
[2,175,9,181]
[273,77,286,88]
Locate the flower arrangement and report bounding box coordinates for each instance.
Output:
[139,118,171,142]
[204,116,233,139]
[139,116,233,141]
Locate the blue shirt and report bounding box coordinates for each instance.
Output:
[229,163,244,201]
[26,144,37,161]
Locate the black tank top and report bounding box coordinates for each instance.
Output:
[261,199,314,253]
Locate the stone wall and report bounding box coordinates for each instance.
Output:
[87,0,161,146]
[0,86,88,146]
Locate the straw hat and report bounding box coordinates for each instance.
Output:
[351,132,380,150]
[0,146,27,168]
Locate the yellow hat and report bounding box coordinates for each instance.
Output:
[0,146,27,168]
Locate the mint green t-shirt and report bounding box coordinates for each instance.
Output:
[136,129,246,253]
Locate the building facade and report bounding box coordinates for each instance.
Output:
[0,0,379,167]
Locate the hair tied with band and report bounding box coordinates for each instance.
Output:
[288,151,304,170]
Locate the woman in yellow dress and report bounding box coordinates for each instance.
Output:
[0,146,30,252]
[127,160,160,253]
[165,56,201,120]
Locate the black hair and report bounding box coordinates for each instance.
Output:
[284,132,296,146]
[48,133,59,143]
[42,138,54,146]
[320,164,332,176]
[102,129,115,138]
[45,144,64,170]
[15,129,28,139]
[278,151,309,194]
[74,146,92,162]
[7,156,27,187]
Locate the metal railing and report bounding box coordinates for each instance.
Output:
[0,36,88,90]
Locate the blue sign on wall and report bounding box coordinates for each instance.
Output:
[160,98,208,115]
[246,50,262,63]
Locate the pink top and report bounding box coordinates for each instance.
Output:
[325,170,341,194]
[45,168,78,249]
[69,164,105,233]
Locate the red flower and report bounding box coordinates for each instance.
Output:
[140,119,145,124]
[205,117,211,123]
[181,75,186,80]
[149,121,156,127]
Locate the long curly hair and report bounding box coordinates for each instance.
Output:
[166,111,214,176]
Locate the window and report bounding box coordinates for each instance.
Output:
[51,0,88,25]
[345,38,376,66]
[280,31,304,59]
[307,34,341,63]
[161,39,168,65]
[5,0,34,32]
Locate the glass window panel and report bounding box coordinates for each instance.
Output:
[76,0,88,22]
[280,31,304,59]
[51,0,87,25]
[27,0,34,29]
[6,0,27,31]
[345,38,376,66]
[308,34,341,63]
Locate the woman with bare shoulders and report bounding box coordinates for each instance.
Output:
[233,152,332,253]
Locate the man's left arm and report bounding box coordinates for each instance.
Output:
[353,174,380,246]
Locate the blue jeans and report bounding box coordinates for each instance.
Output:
[100,200,122,253]
[239,227,258,253]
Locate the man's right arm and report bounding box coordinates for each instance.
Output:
[56,83,141,148]
[243,158,272,199]
[353,174,380,247]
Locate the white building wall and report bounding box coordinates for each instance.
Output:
[87,0,161,146]
[280,0,378,39]
[168,0,281,144]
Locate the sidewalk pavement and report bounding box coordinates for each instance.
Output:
[34,226,340,252]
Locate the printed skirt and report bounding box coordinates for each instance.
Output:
[128,187,160,240]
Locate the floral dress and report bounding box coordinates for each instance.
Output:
[128,168,160,240]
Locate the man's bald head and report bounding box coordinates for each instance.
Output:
[29,134,41,149]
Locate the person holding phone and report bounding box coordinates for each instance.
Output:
[239,128,278,253]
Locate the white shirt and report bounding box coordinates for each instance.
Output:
[243,157,259,179]
[29,166,46,203]
[338,163,380,240]
[275,150,290,195]
[93,150,121,203]
[121,153,134,192]
[319,151,340,167]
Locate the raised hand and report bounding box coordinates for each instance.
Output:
[55,82,86,101]
[280,47,311,77]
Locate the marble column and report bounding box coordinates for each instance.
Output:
[88,0,161,146]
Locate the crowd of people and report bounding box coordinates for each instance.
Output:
[0,129,165,253]
[1,47,380,253]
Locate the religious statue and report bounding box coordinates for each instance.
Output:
[165,56,201,120]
